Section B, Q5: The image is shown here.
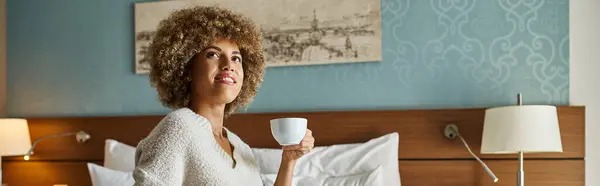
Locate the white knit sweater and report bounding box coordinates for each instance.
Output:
[132,108,264,186]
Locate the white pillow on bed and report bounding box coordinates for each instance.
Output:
[87,163,134,186]
[104,139,136,172]
[261,165,383,186]
[99,133,400,186]
[252,132,401,186]
[88,162,380,186]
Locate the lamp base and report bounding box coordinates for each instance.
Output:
[518,169,524,186]
[518,151,524,186]
[0,156,3,186]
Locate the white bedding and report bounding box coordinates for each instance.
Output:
[88,133,401,186]
[252,132,400,186]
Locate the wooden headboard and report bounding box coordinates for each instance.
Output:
[2,106,585,186]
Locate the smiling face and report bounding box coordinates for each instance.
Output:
[191,38,244,105]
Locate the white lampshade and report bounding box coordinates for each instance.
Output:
[0,119,32,156]
[481,105,562,154]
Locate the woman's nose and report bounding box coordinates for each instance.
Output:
[221,66,234,71]
[219,57,234,71]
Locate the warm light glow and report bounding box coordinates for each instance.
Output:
[0,119,32,156]
[24,155,29,161]
[494,178,499,183]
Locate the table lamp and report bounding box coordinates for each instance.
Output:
[480,93,562,186]
[0,119,32,185]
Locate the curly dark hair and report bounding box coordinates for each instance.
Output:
[147,5,265,117]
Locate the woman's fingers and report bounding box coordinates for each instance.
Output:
[296,150,304,157]
[283,143,312,151]
[281,136,315,160]
[302,137,315,144]
[303,146,311,151]
[302,140,313,147]
[282,144,302,150]
[281,129,315,160]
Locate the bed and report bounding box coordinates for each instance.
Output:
[2,106,585,186]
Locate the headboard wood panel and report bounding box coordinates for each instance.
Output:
[4,106,584,161]
[3,161,102,186]
[2,160,584,186]
[2,106,585,186]
[399,160,584,186]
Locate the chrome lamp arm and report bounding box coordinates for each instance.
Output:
[24,130,91,160]
[444,124,498,183]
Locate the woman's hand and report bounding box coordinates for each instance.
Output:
[281,129,314,162]
[274,129,314,186]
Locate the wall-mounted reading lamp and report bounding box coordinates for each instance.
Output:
[23,130,91,160]
[0,119,91,185]
[444,124,499,183]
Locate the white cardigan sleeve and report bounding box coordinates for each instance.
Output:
[132,112,190,186]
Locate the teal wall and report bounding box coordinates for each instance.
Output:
[7,0,569,117]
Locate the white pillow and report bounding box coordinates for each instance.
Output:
[322,165,383,186]
[102,134,400,185]
[260,165,383,186]
[104,139,136,172]
[252,132,400,186]
[87,163,134,186]
[260,174,318,186]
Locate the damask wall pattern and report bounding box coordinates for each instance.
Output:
[247,0,569,112]
[6,0,569,116]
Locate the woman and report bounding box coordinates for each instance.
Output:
[133,6,315,186]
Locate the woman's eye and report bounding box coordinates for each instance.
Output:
[206,52,219,59]
[232,56,242,62]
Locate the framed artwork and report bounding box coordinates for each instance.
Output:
[135,0,381,74]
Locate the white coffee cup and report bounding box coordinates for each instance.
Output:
[270,118,307,146]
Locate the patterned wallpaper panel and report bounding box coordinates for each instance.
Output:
[6,0,568,116]
[248,0,569,112]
